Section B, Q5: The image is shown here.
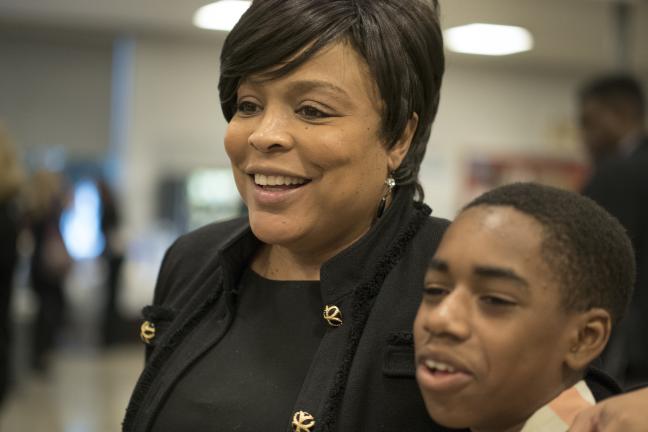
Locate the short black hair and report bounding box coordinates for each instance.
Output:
[463,182,635,324]
[579,74,646,121]
[219,0,445,200]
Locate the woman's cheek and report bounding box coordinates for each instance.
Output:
[224,122,247,163]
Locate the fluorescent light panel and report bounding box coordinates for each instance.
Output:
[193,0,251,31]
[444,23,534,56]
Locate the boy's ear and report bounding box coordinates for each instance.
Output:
[387,113,419,172]
[564,308,612,371]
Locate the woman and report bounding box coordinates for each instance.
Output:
[125,1,447,430]
[124,1,631,431]
[0,124,24,405]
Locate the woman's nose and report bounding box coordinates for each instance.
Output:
[423,291,471,342]
[248,109,294,153]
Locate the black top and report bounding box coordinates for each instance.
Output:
[125,189,621,432]
[583,138,648,385]
[152,268,324,432]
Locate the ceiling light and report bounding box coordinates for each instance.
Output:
[444,23,534,56]
[193,0,251,31]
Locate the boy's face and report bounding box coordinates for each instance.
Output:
[413,205,581,431]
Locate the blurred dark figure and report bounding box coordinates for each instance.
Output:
[25,170,71,373]
[579,74,648,386]
[0,126,24,406]
[97,179,125,347]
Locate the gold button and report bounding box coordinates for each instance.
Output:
[292,411,315,432]
[140,321,156,344]
[323,305,343,327]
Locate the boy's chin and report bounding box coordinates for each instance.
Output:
[423,399,474,430]
[424,397,528,432]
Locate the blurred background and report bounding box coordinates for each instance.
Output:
[0,0,647,430]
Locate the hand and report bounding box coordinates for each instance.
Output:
[569,387,648,431]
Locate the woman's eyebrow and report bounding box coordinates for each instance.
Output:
[472,265,529,289]
[286,80,350,98]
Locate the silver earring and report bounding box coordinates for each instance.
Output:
[376,175,396,218]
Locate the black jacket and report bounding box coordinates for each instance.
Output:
[583,138,648,385]
[123,188,621,431]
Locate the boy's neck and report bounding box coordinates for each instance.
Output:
[471,376,585,432]
[470,419,526,432]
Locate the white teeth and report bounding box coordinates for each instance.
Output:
[425,359,456,373]
[254,173,307,186]
[256,174,268,186]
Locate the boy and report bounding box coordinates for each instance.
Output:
[414,182,635,432]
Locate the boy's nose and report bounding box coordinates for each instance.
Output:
[248,109,294,153]
[423,290,471,342]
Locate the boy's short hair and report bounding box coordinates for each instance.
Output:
[463,182,635,324]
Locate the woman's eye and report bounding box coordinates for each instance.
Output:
[480,296,516,307]
[237,101,261,116]
[296,105,331,119]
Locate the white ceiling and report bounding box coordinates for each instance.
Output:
[0,0,647,73]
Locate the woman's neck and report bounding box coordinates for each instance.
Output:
[250,190,398,281]
[250,221,374,281]
[251,244,323,280]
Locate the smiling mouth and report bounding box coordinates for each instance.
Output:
[424,359,458,374]
[416,355,474,393]
[251,173,311,190]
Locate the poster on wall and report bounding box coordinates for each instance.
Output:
[459,154,588,209]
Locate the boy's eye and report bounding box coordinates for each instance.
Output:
[423,286,449,300]
[296,105,332,119]
[237,101,261,116]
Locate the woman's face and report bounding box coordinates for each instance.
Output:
[225,42,409,255]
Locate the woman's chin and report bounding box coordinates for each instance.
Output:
[248,212,306,247]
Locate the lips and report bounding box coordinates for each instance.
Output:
[424,358,458,373]
[416,350,474,393]
[253,173,309,187]
[244,169,312,206]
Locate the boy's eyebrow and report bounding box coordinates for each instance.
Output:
[427,260,529,289]
[428,258,449,273]
[473,265,529,288]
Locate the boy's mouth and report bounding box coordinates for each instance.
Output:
[416,354,473,393]
[424,359,457,374]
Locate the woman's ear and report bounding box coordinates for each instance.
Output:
[564,308,612,371]
[387,113,419,172]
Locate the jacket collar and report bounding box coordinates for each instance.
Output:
[634,135,648,156]
[215,186,425,303]
[320,186,419,303]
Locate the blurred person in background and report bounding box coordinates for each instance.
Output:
[0,124,25,406]
[24,170,72,373]
[97,178,125,347]
[579,74,648,387]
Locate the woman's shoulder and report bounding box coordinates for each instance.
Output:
[416,205,451,239]
[152,217,249,302]
[171,216,249,256]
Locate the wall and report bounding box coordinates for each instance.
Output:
[120,37,604,225]
[423,63,593,219]
[3,30,647,311]
[0,32,112,164]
